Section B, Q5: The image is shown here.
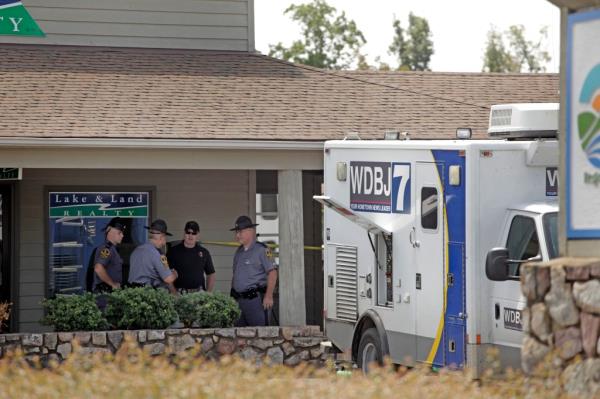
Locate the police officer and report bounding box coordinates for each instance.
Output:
[92,217,125,293]
[230,215,278,327]
[167,221,216,293]
[128,219,178,294]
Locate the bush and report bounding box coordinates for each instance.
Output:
[41,293,108,331]
[175,292,240,328]
[0,302,10,330]
[105,287,177,330]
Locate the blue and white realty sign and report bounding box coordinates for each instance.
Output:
[350,161,411,214]
[567,9,600,238]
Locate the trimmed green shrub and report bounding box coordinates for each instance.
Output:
[174,292,208,328]
[41,293,108,331]
[175,292,240,328]
[105,287,177,330]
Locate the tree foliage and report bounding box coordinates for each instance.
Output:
[268,0,366,69]
[389,13,434,71]
[482,25,551,73]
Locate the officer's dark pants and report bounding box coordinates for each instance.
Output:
[235,296,268,327]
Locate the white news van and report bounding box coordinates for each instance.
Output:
[314,104,559,374]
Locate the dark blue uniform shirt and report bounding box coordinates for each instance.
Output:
[92,241,123,290]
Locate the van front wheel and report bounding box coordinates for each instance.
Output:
[357,328,383,373]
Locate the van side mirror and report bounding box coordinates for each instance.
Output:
[486,248,510,281]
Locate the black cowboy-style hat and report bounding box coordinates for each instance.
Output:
[144,219,173,236]
[229,215,259,231]
[103,217,126,232]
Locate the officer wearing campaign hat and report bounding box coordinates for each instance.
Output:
[128,219,178,294]
[92,217,126,292]
[230,215,278,326]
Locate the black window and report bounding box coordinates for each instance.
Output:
[543,212,558,259]
[506,216,539,277]
[421,187,438,230]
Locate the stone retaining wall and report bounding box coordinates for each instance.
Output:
[521,257,600,396]
[0,326,326,367]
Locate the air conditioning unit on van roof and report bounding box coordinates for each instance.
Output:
[488,103,559,139]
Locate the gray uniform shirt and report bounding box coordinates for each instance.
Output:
[128,242,172,289]
[232,241,276,293]
[92,241,123,290]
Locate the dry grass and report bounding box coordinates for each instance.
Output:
[0,341,571,399]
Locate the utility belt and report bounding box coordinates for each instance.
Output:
[93,282,113,294]
[177,287,204,295]
[230,286,266,300]
[125,282,151,289]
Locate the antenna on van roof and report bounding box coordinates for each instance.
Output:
[344,132,361,140]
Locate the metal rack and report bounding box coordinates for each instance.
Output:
[50,218,86,295]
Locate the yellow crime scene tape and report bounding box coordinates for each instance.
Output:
[202,240,322,251]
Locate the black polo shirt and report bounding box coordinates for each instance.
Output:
[167,242,215,289]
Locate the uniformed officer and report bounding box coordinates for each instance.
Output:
[167,221,216,293]
[128,219,178,294]
[230,215,278,327]
[92,217,125,293]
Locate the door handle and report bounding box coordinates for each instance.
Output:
[409,227,420,248]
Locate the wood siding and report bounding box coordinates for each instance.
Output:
[0,0,254,51]
[17,168,251,332]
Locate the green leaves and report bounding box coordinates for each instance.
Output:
[105,287,177,330]
[482,25,551,73]
[268,0,366,70]
[42,289,240,331]
[175,292,241,328]
[41,293,108,332]
[389,13,434,71]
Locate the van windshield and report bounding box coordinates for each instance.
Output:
[543,212,558,259]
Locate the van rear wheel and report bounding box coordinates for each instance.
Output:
[357,328,383,373]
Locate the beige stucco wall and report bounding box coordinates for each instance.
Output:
[0,146,323,171]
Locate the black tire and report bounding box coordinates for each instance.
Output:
[357,328,384,373]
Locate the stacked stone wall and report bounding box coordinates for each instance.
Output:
[521,257,600,395]
[0,326,326,367]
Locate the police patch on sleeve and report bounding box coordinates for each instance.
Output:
[265,247,274,261]
[100,248,111,259]
[160,255,169,269]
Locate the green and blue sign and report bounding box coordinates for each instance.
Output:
[577,64,600,168]
[0,1,44,36]
[48,192,150,296]
[566,8,600,238]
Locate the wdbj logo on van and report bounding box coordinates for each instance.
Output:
[349,161,411,214]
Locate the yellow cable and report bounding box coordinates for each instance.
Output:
[201,240,322,251]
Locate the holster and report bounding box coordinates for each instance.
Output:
[93,282,113,294]
[231,286,266,300]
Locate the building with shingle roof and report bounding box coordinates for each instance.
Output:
[1,46,558,142]
[0,0,559,333]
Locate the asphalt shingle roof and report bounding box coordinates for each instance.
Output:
[0,45,559,141]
